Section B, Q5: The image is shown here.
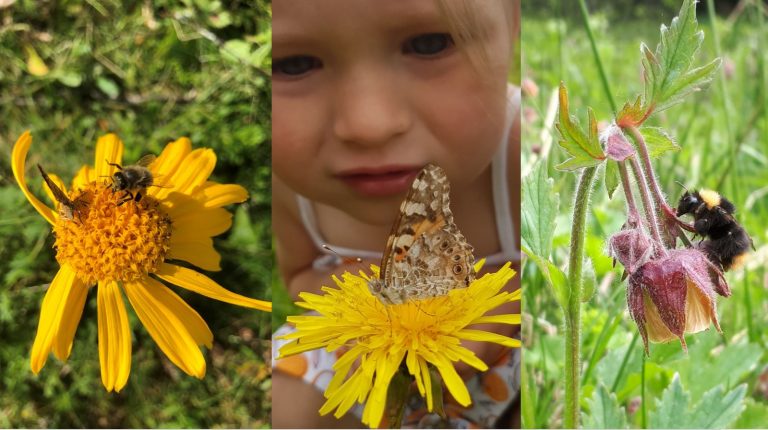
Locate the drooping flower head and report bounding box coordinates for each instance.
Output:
[12,131,272,392]
[277,261,519,428]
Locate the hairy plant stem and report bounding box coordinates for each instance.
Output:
[628,156,667,254]
[625,125,692,248]
[618,161,640,223]
[564,166,598,429]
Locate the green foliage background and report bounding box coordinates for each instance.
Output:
[0,0,271,427]
[522,1,768,428]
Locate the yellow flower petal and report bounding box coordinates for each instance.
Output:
[168,238,221,271]
[172,207,233,239]
[192,182,249,208]
[152,147,215,200]
[52,278,89,361]
[155,263,272,312]
[123,279,207,378]
[11,131,57,225]
[94,134,124,179]
[433,357,470,406]
[97,280,132,392]
[148,137,192,196]
[30,265,81,373]
[72,165,95,191]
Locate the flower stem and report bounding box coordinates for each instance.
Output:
[628,156,666,254]
[564,166,598,429]
[618,161,640,223]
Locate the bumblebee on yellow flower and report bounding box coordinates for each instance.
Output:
[11,131,271,392]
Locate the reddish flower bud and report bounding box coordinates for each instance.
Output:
[627,248,730,354]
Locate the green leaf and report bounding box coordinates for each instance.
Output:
[521,245,568,311]
[733,399,768,429]
[689,384,746,429]
[555,83,605,171]
[96,76,119,99]
[650,374,690,428]
[521,160,558,259]
[640,127,680,157]
[581,384,628,429]
[604,161,619,199]
[641,0,721,116]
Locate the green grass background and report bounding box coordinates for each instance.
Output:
[522,1,768,428]
[0,1,271,427]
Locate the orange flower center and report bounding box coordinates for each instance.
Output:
[53,183,172,285]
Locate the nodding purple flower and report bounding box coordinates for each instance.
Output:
[626,248,730,353]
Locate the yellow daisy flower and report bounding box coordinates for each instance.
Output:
[277,261,520,428]
[12,131,272,392]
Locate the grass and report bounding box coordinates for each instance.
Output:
[522,1,768,428]
[0,1,271,427]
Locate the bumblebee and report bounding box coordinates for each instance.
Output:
[108,154,156,205]
[676,188,753,271]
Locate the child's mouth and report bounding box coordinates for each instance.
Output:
[336,166,422,197]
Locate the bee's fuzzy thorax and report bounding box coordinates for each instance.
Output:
[698,189,721,209]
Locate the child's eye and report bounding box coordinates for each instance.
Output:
[273,55,322,77]
[403,33,455,57]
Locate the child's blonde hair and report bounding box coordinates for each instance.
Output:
[436,0,519,77]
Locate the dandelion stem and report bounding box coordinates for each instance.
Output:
[564,165,598,429]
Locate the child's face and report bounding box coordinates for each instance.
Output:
[273,0,513,225]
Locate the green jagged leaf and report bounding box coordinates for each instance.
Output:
[650,374,690,428]
[555,83,605,171]
[688,384,746,429]
[521,161,558,259]
[641,0,721,116]
[733,398,768,429]
[640,127,680,157]
[604,161,619,199]
[616,95,644,128]
[581,384,628,429]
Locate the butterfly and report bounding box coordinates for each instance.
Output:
[367,164,476,305]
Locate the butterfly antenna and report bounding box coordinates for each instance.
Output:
[322,244,364,268]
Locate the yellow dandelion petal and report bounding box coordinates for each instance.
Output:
[472,314,522,325]
[97,280,131,392]
[433,356,471,407]
[156,263,272,312]
[193,182,249,208]
[52,277,89,361]
[148,137,192,198]
[30,265,82,373]
[456,329,521,348]
[168,238,221,271]
[11,131,57,225]
[123,278,207,378]
[93,134,124,179]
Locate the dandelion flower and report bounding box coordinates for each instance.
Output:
[12,131,272,392]
[277,261,519,428]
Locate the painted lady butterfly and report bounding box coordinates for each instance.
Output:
[368,164,476,305]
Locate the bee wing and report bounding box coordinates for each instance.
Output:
[136,154,157,168]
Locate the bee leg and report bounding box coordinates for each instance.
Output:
[134,191,143,202]
[117,191,134,206]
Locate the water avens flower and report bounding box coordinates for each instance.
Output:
[627,248,730,353]
[277,261,519,428]
[12,131,272,392]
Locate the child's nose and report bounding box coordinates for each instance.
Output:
[332,70,411,147]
